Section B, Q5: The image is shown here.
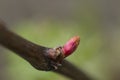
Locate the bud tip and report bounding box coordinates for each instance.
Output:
[62,36,80,57]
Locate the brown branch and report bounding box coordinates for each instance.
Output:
[0,21,91,80]
[55,60,91,80]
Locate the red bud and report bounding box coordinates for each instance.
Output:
[62,36,80,57]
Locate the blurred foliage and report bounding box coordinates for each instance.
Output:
[5,20,104,80]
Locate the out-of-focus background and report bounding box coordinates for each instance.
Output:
[0,0,120,80]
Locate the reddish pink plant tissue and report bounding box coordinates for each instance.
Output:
[62,36,80,57]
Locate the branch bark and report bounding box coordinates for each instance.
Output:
[0,21,91,80]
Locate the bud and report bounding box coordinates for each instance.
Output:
[62,36,80,57]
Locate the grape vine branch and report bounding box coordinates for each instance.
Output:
[0,21,91,80]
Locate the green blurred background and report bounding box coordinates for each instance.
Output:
[0,0,120,80]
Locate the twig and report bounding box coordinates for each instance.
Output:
[0,21,91,80]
